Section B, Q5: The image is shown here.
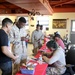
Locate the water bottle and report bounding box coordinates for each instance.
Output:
[39,55,42,64]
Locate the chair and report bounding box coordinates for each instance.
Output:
[66,46,75,64]
[64,41,71,53]
[64,46,75,75]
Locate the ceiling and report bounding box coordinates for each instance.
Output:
[49,0,75,12]
[6,0,53,15]
[0,0,75,15]
[0,0,29,14]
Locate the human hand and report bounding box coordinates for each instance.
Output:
[42,56,47,61]
[42,56,49,63]
[41,52,45,55]
[21,37,26,41]
[42,52,47,56]
[13,55,19,62]
[37,39,40,42]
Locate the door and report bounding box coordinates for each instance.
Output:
[70,20,75,44]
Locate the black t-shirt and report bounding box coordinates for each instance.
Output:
[0,29,11,63]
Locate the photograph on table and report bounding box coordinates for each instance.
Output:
[52,19,67,29]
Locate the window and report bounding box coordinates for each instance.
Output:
[71,20,75,32]
[36,16,49,31]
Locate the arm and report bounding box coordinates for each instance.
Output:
[1,46,17,60]
[41,33,44,40]
[42,52,52,57]
[31,31,35,44]
[1,32,18,61]
[42,52,53,63]
[60,40,65,49]
[9,28,15,44]
[21,31,28,41]
[42,56,50,63]
[38,33,44,41]
[43,50,60,64]
[46,52,53,56]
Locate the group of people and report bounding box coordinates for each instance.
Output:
[0,17,30,75]
[31,27,66,75]
[42,31,66,75]
[31,25,66,75]
[42,36,66,75]
[0,17,66,75]
[31,24,44,55]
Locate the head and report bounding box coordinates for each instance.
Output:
[54,31,60,36]
[46,40,58,51]
[36,24,40,31]
[2,18,13,33]
[54,34,61,41]
[17,17,26,28]
[40,25,43,30]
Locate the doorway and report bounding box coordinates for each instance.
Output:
[70,20,75,44]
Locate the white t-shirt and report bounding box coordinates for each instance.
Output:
[49,47,66,69]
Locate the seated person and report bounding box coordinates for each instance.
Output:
[54,34,65,51]
[35,43,51,58]
[54,31,60,35]
[39,36,50,52]
[42,40,66,75]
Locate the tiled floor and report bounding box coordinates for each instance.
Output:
[0,43,33,75]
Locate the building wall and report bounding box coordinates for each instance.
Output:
[48,13,75,39]
[28,13,75,40]
[0,16,17,28]
[0,13,75,40]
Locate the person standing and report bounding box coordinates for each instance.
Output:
[9,17,27,74]
[31,25,44,55]
[40,25,43,31]
[0,18,18,75]
[25,31,30,48]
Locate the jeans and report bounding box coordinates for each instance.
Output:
[25,42,28,48]
[0,61,12,75]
